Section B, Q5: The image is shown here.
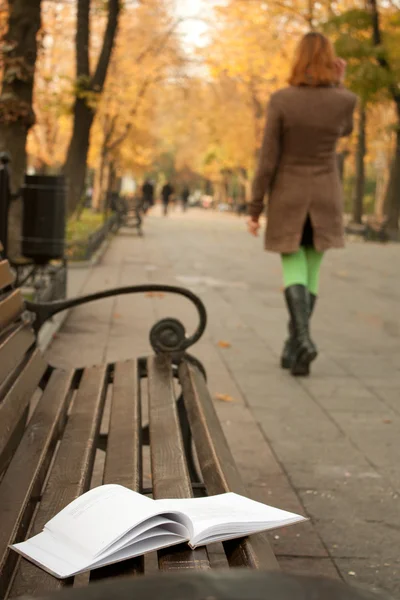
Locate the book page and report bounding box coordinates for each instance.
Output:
[12,531,92,579]
[156,492,305,546]
[12,527,188,579]
[45,485,159,557]
[97,516,189,558]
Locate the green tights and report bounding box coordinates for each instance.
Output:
[281,247,324,295]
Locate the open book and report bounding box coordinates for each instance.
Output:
[11,484,305,579]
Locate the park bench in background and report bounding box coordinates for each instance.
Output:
[0,247,278,600]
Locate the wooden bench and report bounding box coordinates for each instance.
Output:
[0,253,278,600]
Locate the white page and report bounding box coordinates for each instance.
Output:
[12,529,187,579]
[156,492,305,545]
[88,533,186,573]
[12,531,92,579]
[97,517,190,560]
[97,515,178,558]
[45,485,158,557]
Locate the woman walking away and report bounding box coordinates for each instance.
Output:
[247,32,357,377]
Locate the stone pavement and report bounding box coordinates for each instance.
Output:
[46,208,400,596]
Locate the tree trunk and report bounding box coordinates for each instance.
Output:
[0,0,42,257]
[63,0,121,215]
[63,98,94,214]
[100,159,111,214]
[92,157,104,211]
[367,0,400,231]
[374,154,389,221]
[352,104,366,224]
[385,127,400,232]
[337,152,347,183]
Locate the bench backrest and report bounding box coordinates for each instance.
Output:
[0,258,47,476]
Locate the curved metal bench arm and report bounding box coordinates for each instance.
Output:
[26,284,207,354]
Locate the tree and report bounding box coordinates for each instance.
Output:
[367,0,400,231]
[0,0,42,256]
[27,1,75,173]
[353,103,366,224]
[89,2,184,212]
[63,0,121,215]
[326,7,395,225]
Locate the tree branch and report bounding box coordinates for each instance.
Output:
[92,0,121,91]
[76,0,90,78]
[135,18,182,65]
[106,74,164,153]
[367,0,400,105]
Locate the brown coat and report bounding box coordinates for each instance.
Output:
[249,86,358,254]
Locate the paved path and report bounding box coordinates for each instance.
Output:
[47,208,400,596]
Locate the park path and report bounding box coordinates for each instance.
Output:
[47,207,400,596]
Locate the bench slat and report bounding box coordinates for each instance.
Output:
[0,289,24,333]
[0,260,15,291]
[0,369,76,598]
[148,355,210,572]
[91,360,144,582]
[0,324,35,386]
[104,361,141,490]
[179,362,279,571]
[9,365,109,598]
[0,349,47,476]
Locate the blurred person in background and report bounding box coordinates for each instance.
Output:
[181,186,190,212]
[161,181,174,216]
[247,32,357,377]
[142,179,154,214]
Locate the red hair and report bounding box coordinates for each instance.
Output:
[289,32,338,87]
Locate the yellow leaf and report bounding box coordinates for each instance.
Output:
[218,340,231,349]
[216,393,235,402]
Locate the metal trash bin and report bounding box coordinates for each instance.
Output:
[22,174,66,264]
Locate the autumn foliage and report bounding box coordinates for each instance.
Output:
[1,0,400,229]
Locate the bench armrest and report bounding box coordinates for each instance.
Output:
[26,284,207,354]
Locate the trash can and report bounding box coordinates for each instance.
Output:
[22,175,66,264]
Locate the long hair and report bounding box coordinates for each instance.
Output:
[289,32,338,87]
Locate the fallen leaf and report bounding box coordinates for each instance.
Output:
[216,393,235,403]
[218,340,231,349]
[356,312,383,327]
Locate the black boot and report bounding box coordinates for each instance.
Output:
[280,321,295,369]
[284,285,317,376]
[281,292,317,371]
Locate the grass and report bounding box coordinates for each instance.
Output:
[66,209,104,260]
[66,209,104,243]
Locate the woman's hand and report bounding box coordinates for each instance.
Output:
[334,58,347,83]
[247,217,260,237]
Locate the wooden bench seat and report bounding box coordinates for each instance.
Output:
[0,256,278,600]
